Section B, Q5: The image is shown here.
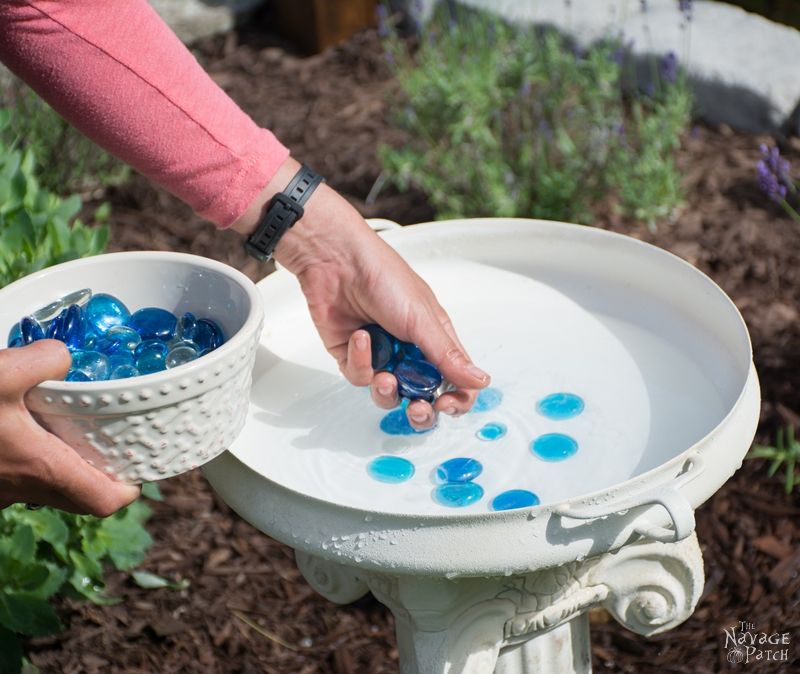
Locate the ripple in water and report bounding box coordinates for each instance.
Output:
[536,392,584,420]
[434,482,484,507]
[436,457,483,483]
[491,489,540,511]
[367,456,415,483]
[531,433,579,461]
[470,387,503,413]
[476,421,507,441]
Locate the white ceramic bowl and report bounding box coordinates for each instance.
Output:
[0,252,263,484]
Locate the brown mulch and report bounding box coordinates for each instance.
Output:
[28,23,800,674]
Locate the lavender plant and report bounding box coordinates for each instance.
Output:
[756,143,800,224]
[378,5,692,228]
[748,425,800,494]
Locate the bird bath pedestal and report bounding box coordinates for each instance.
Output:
[203,219,759,674]
[293,533,704,674]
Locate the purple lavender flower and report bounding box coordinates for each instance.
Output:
[757,144,792,202]
[758,161,788,202]
[640,0,648,13]
[659,51,679,83]
[679,0,693,23]
[612,39,634,65]
[376,5,390,39]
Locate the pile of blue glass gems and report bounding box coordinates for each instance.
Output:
[6,289,226,381]
[362,323,442,402]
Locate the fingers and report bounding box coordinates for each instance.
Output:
[10,419,141,516]
[340,329,373,386]
[0,340,71,398]
[434,387,478,417]
[406,399,436,430]
[36,433,141,516]
[370,370,399,409]
[411,309,491,393]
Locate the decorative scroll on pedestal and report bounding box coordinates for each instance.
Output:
[296,534,704,674]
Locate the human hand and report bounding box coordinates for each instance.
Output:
[248,160,491,431]
[0,341,141,514]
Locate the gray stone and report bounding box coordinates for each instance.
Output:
[395,0,800,134]
[150,0,264,45]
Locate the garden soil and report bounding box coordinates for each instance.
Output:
[27,26,800,674]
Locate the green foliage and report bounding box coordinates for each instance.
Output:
[748,425,800,494]
[0,501,154,674]
[0,82,129,197]
[379,8,692,229]
[0,108,109,289]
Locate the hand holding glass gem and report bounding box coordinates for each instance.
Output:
[241,157,491,431]
[0,341,141,514]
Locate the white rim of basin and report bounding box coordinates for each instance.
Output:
[204,218,760,575]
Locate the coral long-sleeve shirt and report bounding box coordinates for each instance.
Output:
[0,0,290,228]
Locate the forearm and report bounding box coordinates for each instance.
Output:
[0,0,289,228]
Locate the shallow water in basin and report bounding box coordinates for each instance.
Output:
[234,260,728,515]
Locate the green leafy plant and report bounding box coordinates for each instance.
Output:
[378,7,692,229]
[0,108,110,289]
[0,81,129,197]
[748,425,800,494]
[0,500,154,674]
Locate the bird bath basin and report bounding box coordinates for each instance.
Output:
[203,218,759,673]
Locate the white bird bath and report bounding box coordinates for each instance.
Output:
[203,218,760,673]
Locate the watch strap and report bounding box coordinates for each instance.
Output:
[245,165,324,262]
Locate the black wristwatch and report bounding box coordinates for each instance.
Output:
[244,164,324,262]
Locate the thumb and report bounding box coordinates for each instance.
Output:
[412,313,490,390]
[0,340,71,397]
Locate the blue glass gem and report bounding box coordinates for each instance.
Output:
[400,342,424,361]
[436,457,483,483]
[134,339,168,359]
[85,293,130,335]
[129,308,178,341]
[471,387,503,413]
[7,323,22,348]
[362,323,398,371]
[83,332,97,350]
[434,482,484,507]
[379,406,432,435]
[531,433,579,462]
[70,351,110,381]
[394,358,443,402]
[21,316,45,345]
[476,422,507,441]
[192,318,224,354]
[110,364,140,379]
[367,456,415,483]
[31,299,65,324]
[65,369,92,382]
[46,309,68,341]
[135,340,168,374]
[491,489,540,511]
[61,305,86,351]
[166,343,199,369]
[536,392,585,420]
[96,325,141,355]
[176,312,198,341]
[108,353,135,370]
